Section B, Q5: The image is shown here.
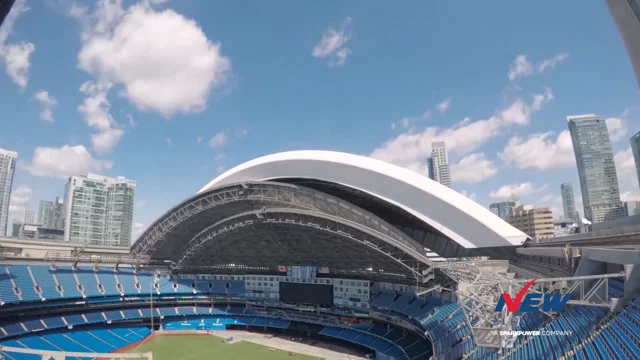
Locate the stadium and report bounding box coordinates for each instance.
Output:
[0,150,638,360]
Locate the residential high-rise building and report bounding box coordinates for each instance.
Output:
[567,114,625,223]
[630,130,640,188]
[427,141,451,187]
[63,174,136,247]
[489,201,517,220]
[560,183,579,222]
[624,200,640,216]
[507,205,555,241]
[0,148,17,236]
[605,0,640,87]
[38,197,64,229]
[23,209,35,225]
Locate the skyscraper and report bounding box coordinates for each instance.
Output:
[0,148,17,236]
[605,0,640,87]
[489,201,517,220]
[567,114,625,223]
[63,174,136,247]
[427,141,452,187]
[23,209,35,224]
[630,130,640,188]
[38,197,64,229]
[560,183,579,222]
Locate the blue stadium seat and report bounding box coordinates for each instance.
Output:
[97,268,120,295]
[0,266,20,303]
[28,266,62,300]
[74,267,101,297]
[8,265,40,302]
[116,268,139,295]
[55,266,82,298]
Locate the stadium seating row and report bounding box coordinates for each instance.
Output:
[0,265,247,303]
[0,326,151,360]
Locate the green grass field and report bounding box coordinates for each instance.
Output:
[126,335,322,360]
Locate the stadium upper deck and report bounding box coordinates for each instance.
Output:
[131,151,529,279]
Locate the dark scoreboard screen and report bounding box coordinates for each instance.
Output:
[279,282,333,306]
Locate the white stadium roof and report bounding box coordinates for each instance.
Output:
[199,150,529,249]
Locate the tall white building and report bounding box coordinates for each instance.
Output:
[23,209,35,224]
[427,141,452,187]
[63,174,136,247]
[38,197,64,229]
[0,148,17,236]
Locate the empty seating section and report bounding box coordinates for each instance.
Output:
[176,279,193,293]
[0,265,263,301]
[55,266,82,298]
[0,268,19,303]
[28,266,61,300]
[75,267,101,296]
[116,268,139,294]
[137,271,155,291]
[97,269,119,294]
[0,326,152,359]
[21,319,44,331]
[8,266,39,301]
[211,280,227,294]
[63,313,86,325]
[228,280,245,295]
[609,278,625,298]
[371,290,442,323]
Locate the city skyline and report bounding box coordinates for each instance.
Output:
[0,0,639,241]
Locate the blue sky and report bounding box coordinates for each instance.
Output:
[1,0,639,240]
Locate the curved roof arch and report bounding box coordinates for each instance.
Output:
[200,150,528,249]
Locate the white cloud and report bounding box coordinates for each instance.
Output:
[370,89,553,167]
[78,81,123,154]
[134,200,148,208]
[621,191,640,202]
[606,117,628,142]
[537,53,569,72]
[490,182,538,199]
[209,132,227,148]
[131,222,146,242]
[91,127,124,154]
[540,193,562,204]
[459,190,477,201]
[0,0,35,89]
[508,53,568,81]
[499,130,575,170]
[614,147,638,188]
[450,153,497,184]
[126,114,135,127]
[214,153,226,161]
[312,17,352,67]
[25,145,113,178]
[33,90,58,123]
[77,0,232,117]
[437,98,452,113]
[8,185,31,219]
[508,55,534,81]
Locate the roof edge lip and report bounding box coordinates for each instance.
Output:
[199,150,529,248]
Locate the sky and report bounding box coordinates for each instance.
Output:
[1,0,639,242]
